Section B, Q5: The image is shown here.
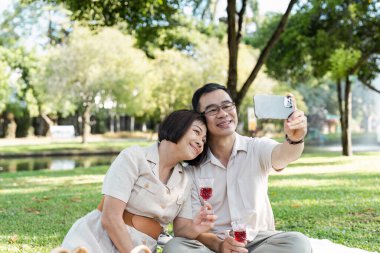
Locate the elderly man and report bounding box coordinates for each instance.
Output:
[164,83,311,253]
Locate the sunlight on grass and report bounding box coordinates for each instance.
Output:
[24,175,104,185]
[0,242,47,253]
[280,156,380,175]
[271,178,355,187]
[0,141,152,154]
[0,244,20,253]
[0,187,50,195]
[294,156,354,166]
[292,154,380,167]
[1,175,104,190]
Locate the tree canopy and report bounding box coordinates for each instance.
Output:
[250,0,380,155]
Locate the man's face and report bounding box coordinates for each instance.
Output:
[198,89,238,137]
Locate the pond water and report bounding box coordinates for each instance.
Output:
[0,154,117,173]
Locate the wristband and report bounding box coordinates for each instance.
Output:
[285,134,304,145]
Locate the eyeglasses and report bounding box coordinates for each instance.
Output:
[201,102,236,116]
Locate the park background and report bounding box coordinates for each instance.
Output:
[0,0,379,252]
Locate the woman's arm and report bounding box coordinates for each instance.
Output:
[101,195,134,253]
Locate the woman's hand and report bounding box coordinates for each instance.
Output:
[192,202,217,234]
[173,202,217,239]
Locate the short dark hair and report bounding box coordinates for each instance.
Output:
[192,83,232,112]
[158,109,207,166]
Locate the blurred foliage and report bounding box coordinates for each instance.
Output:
[247,0,380,139]
[1,0,379,139]
[1,0,71,48]
[40,26,149,117]
[0,52,11,113]
[0,45,42,137]
[249,0,380,85]
[22,0,198,56]
[329,48,361,80]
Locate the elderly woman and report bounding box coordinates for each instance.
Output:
[61,110,216,253]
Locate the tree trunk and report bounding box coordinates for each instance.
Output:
[226,0,238,100]
[110,113,115,133]
[212,0,220,23]
[5,113,17,139]
[337,77,353,156]
[130,116,135,132]
[337,79,345,147]
[227,0,298,108]
[82,106,91,144]
[41,113,55,136]
[116,115,120,132]
[342,75,353,156]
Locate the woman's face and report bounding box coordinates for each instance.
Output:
[176,120,207,161]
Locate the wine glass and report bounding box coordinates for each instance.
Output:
[199,178,214,209]
[231,220,247,243]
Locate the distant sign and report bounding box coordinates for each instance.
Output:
[247,107,257,131]
[50,125,75,139]
[50,159,75,170]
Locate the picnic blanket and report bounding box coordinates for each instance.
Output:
[310,238,378,253]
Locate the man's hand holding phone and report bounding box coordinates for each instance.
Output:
[283,93,307,143]
[253,94,307,142]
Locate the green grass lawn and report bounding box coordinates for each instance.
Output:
[0,151,379,252]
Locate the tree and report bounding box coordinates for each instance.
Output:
[0,49,11,113]
[23,0,192,56]
[0,0,73,137]
[251,0,380,156]
[0,45,42,137]
[41,26,150,143]
[145,29,228,121]
[23,0,298,107]
[223,0,298,108]
[181,0,299,107]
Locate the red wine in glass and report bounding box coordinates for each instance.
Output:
[231,220,247,243]
[234,230,247,243]
[200,187,213,201]
[199,178,214,208]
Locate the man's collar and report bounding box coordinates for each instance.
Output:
[203,133,249,167]
[232,133,249,153]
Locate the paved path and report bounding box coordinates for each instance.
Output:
[306,144,380,152]
[0,135,147,146]
[1,136,379,151]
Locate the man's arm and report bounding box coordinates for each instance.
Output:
[196,233,248,253]
[196,233,223,252]
[272,96,307,170]
[272,138,304,170]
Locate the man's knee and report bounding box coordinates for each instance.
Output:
[163,237,211,253]
[285,232,312,253]
[163,237,184,253]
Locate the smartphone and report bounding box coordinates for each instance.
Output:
[253,95,294,119]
